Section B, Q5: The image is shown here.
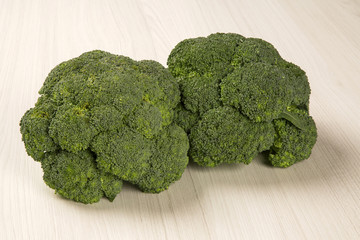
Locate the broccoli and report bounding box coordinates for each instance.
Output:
[20,50,189,204]
[41,150,122,203]
[19,34,318,203]
[168,33,317,167]
[189,106,275,167]
[269,106,317,167]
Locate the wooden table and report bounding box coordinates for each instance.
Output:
[1,0,359,239]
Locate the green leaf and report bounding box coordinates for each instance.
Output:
[278,111,306,130]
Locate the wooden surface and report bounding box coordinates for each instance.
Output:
[1,0,360,239]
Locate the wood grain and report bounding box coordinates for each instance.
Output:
[1,0,359,239]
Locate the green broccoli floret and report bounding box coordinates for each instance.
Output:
[49,103,98,152]
[167,33,317,167]
[173,103,199,133]
[221,62,294,122]
[167,33,245,79]
[269,107,317,167]
[231,37,282,67]
[189,107,275,167]
[167,33,245,115]
[19,96,58,161]
[20,50,189,204]
[136,124,189,193]
[100,172,124,202]
[90,126,153,183]
[41,150,122,204]
[278,61,311,109]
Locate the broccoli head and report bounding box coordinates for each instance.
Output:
[20,50,189,203]
[167,33,317,167]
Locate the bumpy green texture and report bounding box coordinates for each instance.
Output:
[168,33,317,167]
[269,106,317,167]
[41,150,121,204]
[189,107,275,167]
[20,50,189,204]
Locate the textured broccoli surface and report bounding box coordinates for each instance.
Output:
[41,150,122,203]
[167,33,317,167]
[189,107,275,167]
[269,106,317,167]
[173,103,199,133]
[221,62,294,122]
[20,50,189,204]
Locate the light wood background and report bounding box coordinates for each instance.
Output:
[1,0,360,239]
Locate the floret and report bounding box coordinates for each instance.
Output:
[20,50,189,203]
[19,96,58,161]
[168,33,245,114]
[220,62,294,122]
[173,103,199,133]
[167,33,244,79]
[136,124,189,193]
[189,107,275,167]
[231,37,282,67]
[49,103,98,152]
[90,126,153,183]
[278,61,311,109]
[269,107,317,167]
[41,150,122,203]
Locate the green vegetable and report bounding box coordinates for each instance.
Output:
[20,33,318,204]
[189,106,275,167]
[269,106,317,167]
[20,50,189,204]
[168,33,317,167]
